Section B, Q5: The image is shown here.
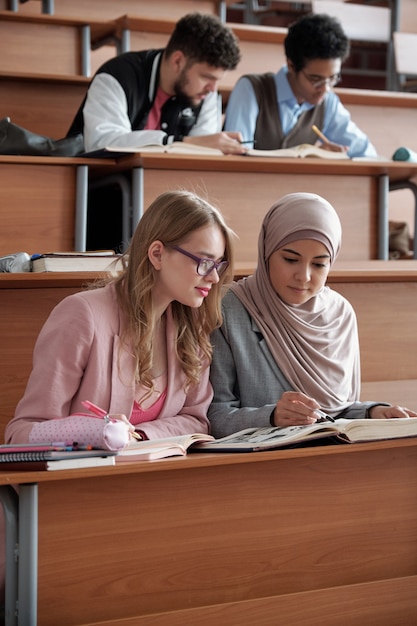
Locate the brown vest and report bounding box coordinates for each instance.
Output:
[245,73,326,150]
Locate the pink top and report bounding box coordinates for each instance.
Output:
[144,87,171,130]
[131,389,167,425]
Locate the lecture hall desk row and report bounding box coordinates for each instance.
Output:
[1,260,416,443]
[1,152,417,263]
[89,151,417,261]
[2,8,417,171]
[1,436,417,625]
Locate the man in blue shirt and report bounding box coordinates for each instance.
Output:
[224,13,377,158]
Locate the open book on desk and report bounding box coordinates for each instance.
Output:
[191,418,417,452]
[245,143,349,160]
[84,142,223,158]
[115,432,215,462]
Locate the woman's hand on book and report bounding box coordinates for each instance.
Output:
[367,404,417,419]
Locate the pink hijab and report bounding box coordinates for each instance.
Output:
[230,192,361,414]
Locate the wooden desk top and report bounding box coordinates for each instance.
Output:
[0,9,117,39]
[1,436,416,486]
[0,154,113,166]
[91,152,417,183]
[2,261,417,288]
[0,272,104,288]
[232,259,417,281]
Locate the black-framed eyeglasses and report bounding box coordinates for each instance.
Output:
[168,245,229,277]
[300,69,341,89]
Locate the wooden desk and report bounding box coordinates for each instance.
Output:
[1,438,417,625]
[91,153,417,263]
[0,155,114,256]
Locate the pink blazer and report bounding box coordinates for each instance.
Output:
[6,284,212,443]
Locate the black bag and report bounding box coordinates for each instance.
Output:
[0,117,84,157]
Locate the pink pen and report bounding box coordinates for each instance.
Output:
[81,400,109,419]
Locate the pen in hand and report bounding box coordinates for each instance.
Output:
[240,140,256,145]
[82,400,108,418]
[315,409,335,423]
[82,400,143,440]
[311,125,330,145]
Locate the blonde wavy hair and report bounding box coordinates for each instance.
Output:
[111,190,234,393]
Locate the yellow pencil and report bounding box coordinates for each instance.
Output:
[312,124,330,144]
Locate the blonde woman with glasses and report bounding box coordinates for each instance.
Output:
[7,190,234,447]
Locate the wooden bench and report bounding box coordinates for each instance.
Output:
[1,262,416,441]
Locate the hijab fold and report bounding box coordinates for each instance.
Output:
[230,193,360,414]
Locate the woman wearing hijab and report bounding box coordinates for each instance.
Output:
[208,192,416,438]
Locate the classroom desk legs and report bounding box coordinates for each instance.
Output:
[0,486,18,626]
[131,167,144,231]
[378,174,389,260]
[0,484,39,626]
[75,165,89,252]
[18,485,38,626]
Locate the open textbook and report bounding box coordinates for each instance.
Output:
[245,143,350,160]
[192,418,417,452]
[115,432,215,462]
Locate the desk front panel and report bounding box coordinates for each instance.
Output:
[140,168,377,263]
[0,19,81,75]
[0,283,86,441]
[36,444,417,625]
[0,76,88,138]
[331,279,417,381]
[0,162,76,255]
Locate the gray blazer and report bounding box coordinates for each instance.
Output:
[208,290,376,438]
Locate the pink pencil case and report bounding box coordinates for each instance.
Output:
[29,414,131,451]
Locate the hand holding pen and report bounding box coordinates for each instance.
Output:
[311,125,348,154]
[272,391,335,427]
[82,401,142,440]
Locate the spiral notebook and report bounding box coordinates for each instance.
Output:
[0,444,116,471]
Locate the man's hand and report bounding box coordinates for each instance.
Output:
[183,131,247,155]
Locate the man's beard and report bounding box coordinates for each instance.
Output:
[173,69,198,107]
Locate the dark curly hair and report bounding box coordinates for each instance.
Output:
[165,13,241,70]
[285,13,350,72]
